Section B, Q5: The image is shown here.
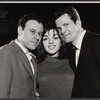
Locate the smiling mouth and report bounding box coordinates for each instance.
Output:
[48,45,56,49]
[63,34,69,39]
[31,41,38,44]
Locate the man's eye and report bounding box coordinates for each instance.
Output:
[63,23,68,27]
[38,32,42,36]
[31,30,35,34]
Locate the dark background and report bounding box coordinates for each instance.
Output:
[0,3,100,46]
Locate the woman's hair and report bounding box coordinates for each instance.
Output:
[36,21,68,63]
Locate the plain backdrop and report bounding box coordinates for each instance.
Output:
[0,3,100,46]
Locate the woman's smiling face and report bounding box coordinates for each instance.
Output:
[43,29,61,57]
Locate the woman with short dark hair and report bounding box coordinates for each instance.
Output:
[36,21,74,98]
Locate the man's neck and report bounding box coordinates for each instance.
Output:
[72,28,84,46]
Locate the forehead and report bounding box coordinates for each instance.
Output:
[55,14,71,24]
[25,20,43,28]
[44,29,57,36]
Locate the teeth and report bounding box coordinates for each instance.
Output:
[48,45,55,49]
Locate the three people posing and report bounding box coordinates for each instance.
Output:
[0,5,100,98]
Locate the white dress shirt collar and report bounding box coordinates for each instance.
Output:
[15,39,36,59]
[15,39,28,54]
[75,30,86,50]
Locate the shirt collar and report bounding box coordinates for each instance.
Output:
[75,30,86,50]
[15,39,29,54]
[15,39,36,58]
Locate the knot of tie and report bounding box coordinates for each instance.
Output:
[73,45,78,52]
[26,52,33,61]
[26,52,36,61]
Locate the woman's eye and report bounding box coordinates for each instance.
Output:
[43,38,48,41]
[54,36,59,39]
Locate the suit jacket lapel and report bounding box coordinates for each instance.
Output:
[10,41,34,81]
[31,57,37,93]
[77,31,90,69]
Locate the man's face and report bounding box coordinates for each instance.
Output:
[19,20,44,50]
[55,14,80,44]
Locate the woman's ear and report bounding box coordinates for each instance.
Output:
[17,26,23,36]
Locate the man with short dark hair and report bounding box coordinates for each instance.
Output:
[54,6,100,98]
[0,13,44,98]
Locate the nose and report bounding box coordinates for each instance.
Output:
[49,38,54,44]
[35,33,40,41]
[61,27,66,36]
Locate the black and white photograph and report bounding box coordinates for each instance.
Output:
[0,2,100,98]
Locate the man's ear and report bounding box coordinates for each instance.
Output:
[76,20,82,29]
[17,26,23,36]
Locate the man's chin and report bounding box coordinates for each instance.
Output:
[29,47,37,51]
[64,39,70,43]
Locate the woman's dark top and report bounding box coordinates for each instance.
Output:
[37,56,74,98]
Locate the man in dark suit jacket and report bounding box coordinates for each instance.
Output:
[54,6,100,98]
[0,13,44,98]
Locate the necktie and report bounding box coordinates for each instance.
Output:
[70,45,77,73]
[31,54,37,97]
[26,52,37,96]
[26,52,35,75]
[30,54,37,75]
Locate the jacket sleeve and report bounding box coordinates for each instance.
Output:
[0,48,12,98]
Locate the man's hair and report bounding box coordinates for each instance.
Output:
[54,6,80,23]
[36,21,68,63]
[17,13,44,30]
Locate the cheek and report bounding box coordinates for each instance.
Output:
[24,32,30,40]
[38,37,42,43]
[56,40,61,47]
[71,27,78,36]
[43,41,48,49]
[75,26,78,31]
[72,25,78,32]
[58,43,61,49]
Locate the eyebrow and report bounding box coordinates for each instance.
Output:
[29,28,35,30]
[43,33,58,37]
[43,34,48,37]
[53,33,58,35]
